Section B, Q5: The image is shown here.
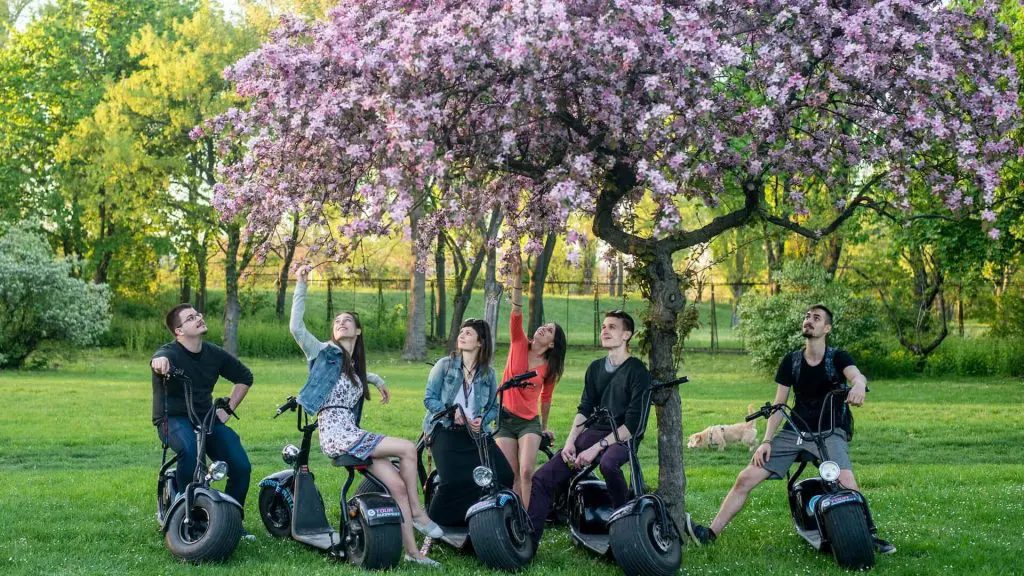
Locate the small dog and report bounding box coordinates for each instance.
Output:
[687,405,758,451]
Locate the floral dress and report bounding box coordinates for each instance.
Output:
[290,277,385,460]
[317,372,384,459]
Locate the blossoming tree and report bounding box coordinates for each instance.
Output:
[211,0,1020,525]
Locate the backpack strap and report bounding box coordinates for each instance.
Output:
[824,346,836,383]
[790,349,803,383]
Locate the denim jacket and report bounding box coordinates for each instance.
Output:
[422,355,498,435]
[290,278,383,422]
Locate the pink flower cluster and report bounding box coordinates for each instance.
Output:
[208,0,1020,261]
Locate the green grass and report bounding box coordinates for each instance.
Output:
[1,349,1021,575]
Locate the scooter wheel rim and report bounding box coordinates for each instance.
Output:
[178,507,211,544]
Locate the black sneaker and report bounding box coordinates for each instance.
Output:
[684,513,716,547]
[240,528,256,542]
[873,536,896,555]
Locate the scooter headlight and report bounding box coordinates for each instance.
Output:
[819,460,841,482]
[282,444,300,465]
[207,461,229,482]
[472,466,494,488]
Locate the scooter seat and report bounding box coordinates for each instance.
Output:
[333,454,372,468]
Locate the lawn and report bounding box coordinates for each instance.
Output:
[0,348,1021,575]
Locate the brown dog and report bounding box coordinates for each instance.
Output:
[687,404,758,451]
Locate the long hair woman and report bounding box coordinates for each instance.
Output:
[290,267,442,567]
[494,250,567,509]
[422,318,514,526]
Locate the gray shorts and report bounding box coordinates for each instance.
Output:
[763,427,852,481]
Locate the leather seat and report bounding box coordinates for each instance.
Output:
[332,454,372,468]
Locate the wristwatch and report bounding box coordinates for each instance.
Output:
[599,438,609,449]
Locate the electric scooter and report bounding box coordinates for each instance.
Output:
[256,396,403,569]
[359,370,538,571]
[746,385,877,569]
[156,368,243,563]
[566,376,689,576]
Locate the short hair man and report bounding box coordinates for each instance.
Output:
[151,304,255,538]
[526,310,652,548]
[685,305,895,554]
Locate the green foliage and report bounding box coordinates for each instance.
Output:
[739,261,881,374]
[0,222,111,368]
[991,291,1024,338]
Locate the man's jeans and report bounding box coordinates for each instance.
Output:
[158,416,251,508]
[526,427,630,540]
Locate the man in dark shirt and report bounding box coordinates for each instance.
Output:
[685,305,895,554]
[151,303,254,529]
[526,310,652,546]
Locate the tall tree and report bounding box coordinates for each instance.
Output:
[210,0,1021,530]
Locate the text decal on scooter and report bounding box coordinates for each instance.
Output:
[366,507,401,519]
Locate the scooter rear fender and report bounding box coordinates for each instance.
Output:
[350,493,404,526]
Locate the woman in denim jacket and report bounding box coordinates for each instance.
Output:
[422,319,513,526]
[291,268,442,567]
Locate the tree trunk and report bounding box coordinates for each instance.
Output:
[529,233,557,333]
[402,205,428,361]
[275,212,300,320]
[730,284,743,328]
[196,238,208,314]
[824,235,843,280]
[223,222,242,357]
[447,208,502,351]
[582,243,595,292]
[484,240,502,357]
[616,258,625,297]
[179,271,192,304]
[608,256,618,296]
[93,194,113,284]
[434,233,447,340]
[763,223,784,295]
[636,247,688,533]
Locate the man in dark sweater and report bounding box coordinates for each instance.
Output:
[151,303,254,525]
[526,310,651,545]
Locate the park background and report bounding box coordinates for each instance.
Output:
[2,0,1024,575]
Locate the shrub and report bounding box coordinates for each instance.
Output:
[0,223,112,368]
[739,261,882,374]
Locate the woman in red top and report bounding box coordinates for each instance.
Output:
[495,251,567,509]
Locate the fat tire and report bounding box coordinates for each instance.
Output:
[822,503,875,569]
[258,482,293,538]
[468,501,534,572]
[345,509,402,570]
[609,506,682,576]
[165,493,242,563]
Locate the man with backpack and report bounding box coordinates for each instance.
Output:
[684,304,895,554]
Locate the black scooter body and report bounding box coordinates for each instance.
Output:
[748,388,878,569]
[257,397,403,569]
[154,368,243,563]
[565,376,689,576]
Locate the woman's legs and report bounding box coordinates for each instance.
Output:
[369,436,430,524]
[496,437,521,495]
[368,457,422,558]
[516,433,542,509]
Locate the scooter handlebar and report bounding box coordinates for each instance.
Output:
[497,370,537,392]
[273,396,298,418]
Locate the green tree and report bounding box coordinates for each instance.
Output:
[0,221,111,368]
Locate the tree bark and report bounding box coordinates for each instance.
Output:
[434,232,447,340]
[222,222,242,357]
[637,247,688,532]
[447,208,502,351]
[196,237,208,314]
[275,212,300,320]
[484,238,502,357]
[529,233,557,333]
[402,204,428,361]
